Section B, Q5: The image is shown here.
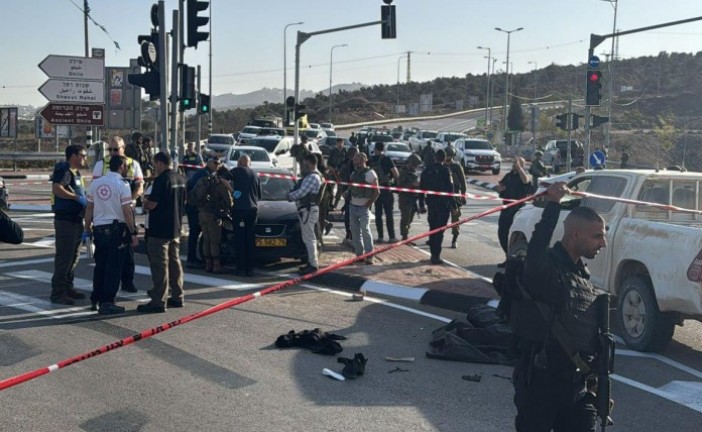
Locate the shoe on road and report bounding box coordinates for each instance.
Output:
[375,238,385,244]
[298,264,318,276]
[324,222,333,236]
[66,289,86,300]
[430,258,445,265]
[365,257,374,265]
[388,238,398,244]
[136,303,166,313]
[167,298,184,308]
[50,295,75,306]
[98,303,126,315]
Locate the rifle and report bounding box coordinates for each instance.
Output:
[597,294,615,431]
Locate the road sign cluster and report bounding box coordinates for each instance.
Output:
[38,55,105,127]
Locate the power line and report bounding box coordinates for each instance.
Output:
[63,0,121,51]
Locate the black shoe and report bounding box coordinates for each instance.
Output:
[324,222,333,236]
[98,303,126,315]
[90,301,98,311]
[121,285,138,293]
[375,238,385,244]
[497,261,506,268]
[66,289,86,300]
[338,353,367,380]
[50,295,75,306]
[136,303,166,313]
[431,258,445,265]
[388,237,398,244]
[167,298,184,308]
[451,241,457,249]
[298,265,318,276]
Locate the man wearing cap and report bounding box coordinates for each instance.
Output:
[397,153,422,242]
[185,155,221,268]
[444,147,467,248]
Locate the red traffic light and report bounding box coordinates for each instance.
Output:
[588,71,601,82]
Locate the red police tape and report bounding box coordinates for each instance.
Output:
[0,191,542,392]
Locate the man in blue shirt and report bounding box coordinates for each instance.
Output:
[230,155,261,276]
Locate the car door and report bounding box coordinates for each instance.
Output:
[273,138,294,169]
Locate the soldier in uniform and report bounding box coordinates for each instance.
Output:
[339,146,359,243]
[328,138,347,210]
[514,181,608,431]
[397,153,422,242]
[421,141,435,167]
[530,151,549,191]
[287,153,324,275]
[497,157,531,267]
[369,142,399,243]
[444,147,467,248]
[183,141,204,180]
[420,149,454,265]
[195,166,234,273]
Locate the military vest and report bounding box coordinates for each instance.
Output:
[370,154,393,186]
[350,167,374,199]
[51,162,85,221]
[295,170,325,208]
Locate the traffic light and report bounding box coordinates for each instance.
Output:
[179,64,196,111]
[295,103,306,121]
[571,113,583,130]
[592,115,610,128]
[285,96,295,126]
[586,70,603,106]
[186,0,210,48]
[128,31,161,100]
[381,2,397,39]
[555,113,568,130]
[198,93,210,114]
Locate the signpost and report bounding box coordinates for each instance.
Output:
[40,103,104,126]
[589,150,606,168]
[39,55,104,81]
[39,79,105,104]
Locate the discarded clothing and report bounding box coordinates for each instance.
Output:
[337,353,367,379]
[275,328,346,355]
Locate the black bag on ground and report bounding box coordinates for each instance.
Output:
[275,328,346,355]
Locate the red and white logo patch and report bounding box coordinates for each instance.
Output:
[96,184,112,201]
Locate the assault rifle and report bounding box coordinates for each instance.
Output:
[597,294,615,431]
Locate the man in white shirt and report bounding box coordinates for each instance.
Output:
[84,156,138,314]
[347,153,380,264]
[92,136,143,293]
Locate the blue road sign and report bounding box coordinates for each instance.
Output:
[588,56,601,69]
[590,150,606,168]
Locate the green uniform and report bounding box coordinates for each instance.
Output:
[197,178,234,260]
[446,161,467,238]
[397,166,420,239]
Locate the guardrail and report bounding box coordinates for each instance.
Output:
[0,152,64,161]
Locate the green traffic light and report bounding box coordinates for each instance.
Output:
[201,106,208,113]
[184,99,191,107]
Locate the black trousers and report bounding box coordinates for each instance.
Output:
[232,208,257,272]
[513,354,597,432]
[427,203,450,260]
[498,206,520,255]
[92,223,128,305]
[374,189,395,239]
[343,200,351,239]
[186,204,201,262]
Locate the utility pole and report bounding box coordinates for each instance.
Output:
[158,1,168,152]
[178,0,186,165]
[208,0,213,136]
[83,0,92,149]
[567,96,573,172]
[406,51,411,82]
[169,9,179,159]
[197,64,202,145]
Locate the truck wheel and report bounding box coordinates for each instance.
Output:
[492,168,500,175]
[508,235,528,258]
[617,275,676,352]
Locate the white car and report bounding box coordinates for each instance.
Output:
[300,128,327,145]
[320,122,335,131]
[205,134,236,157]
[308,123,321,130]
[237,126,262,145]
[224,146,275,170]
[455,138,501,175]
[246,136,321,170]
[436,132,467,147]
[383,142,413,168]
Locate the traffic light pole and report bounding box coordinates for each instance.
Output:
[566,96,573,173]
[179,0,186,165]
[197,64,202,147]
[158,0,169,152]
[170,9,180,161]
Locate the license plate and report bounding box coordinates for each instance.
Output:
[255,238,287,247]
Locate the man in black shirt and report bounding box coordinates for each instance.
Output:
[230,155,262,276]
[369,142,399,243]
[497,157,531,267]
[138,152,187,313]
[0,208,23,244]
[420,149,454,265]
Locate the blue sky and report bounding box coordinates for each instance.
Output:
[2,0,702,106]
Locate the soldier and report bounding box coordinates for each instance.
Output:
[287,153,324,275]
[230,155,261,277]
[420,149,453,265]
[328,138,347,210]
[421,141,435,167]
[496,157,531,267]
[339,146,359,243]
[397,153,422,242]
[182,141,204,180]
[185,156,220,268]
[194,165,234,273]
[369,142,399,243]
[444,147,467,248]
[514,182,608,431]
[529,151,549,191]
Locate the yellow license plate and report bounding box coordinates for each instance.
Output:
[255,238,287,247]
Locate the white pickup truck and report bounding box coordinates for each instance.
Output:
[508,169,702,352]
[408,130,439,152]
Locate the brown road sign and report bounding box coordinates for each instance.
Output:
[40,103,104,126]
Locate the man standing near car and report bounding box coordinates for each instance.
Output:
[195,166,234,274]
[397,153,422,242]
[529,151,549,191]
[497,156,531,267]
[328,138,347,210]
[230,155,261,277]
[420,149,454,265]
[287,153,323,275]
[185,156,220,268]
[50,145,88,305]
[369,142,399,243]
[348,153,380,264]
[92,136,144,294]
[84,156,138,314]
[183,141,204,180]
[138,152,187,313]
[444,147,467,248]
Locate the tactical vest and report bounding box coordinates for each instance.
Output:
[183,153,201,169]
[350,167,374,199]
[295,171,325,208]
[102,156,136,178]
[370,155,393,186]
[51,162,85,221]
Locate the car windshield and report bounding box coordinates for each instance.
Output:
[247,138,281,153]
[259,128,284,136]
[229,149,270,162]
[208,135,233,145]
[325,130,337,137]
[463,140,492,150]
[259,175,295,201]
[370,135,393,143]
[242,127,260,134]
[386,143,411,152]
[444,134,465,142]
[422,132,438,139]
[303,130,320,138]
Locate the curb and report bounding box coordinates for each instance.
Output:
[8,204,51,212]
[1,174,51,180]
[465,176,499,192]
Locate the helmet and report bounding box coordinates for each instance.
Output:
[407,153,422,166]
[445,147,456,157]
[534,150,543,157]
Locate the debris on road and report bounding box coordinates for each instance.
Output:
[461,374,482,383]
[384,356,415,362]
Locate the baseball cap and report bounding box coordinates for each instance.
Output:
[206,155,221,164]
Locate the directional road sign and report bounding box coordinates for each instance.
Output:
[39,79,104,104]
[588,56,601,70]
[39,55,104,81]
[589,150,606,168]
[40,103,104,126]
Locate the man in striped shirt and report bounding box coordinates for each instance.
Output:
[287,153,323,275]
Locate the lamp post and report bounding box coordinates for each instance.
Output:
[477,46,491,125]
[600,0,619,152]
[495,27,524,135]
[329,43,348,122]
[490,57,497,124]
[283,21,304,119]
[528,61,538,99]
[396,54,408,111]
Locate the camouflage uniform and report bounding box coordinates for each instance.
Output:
[397,154,422,240]
[445,147,467,247]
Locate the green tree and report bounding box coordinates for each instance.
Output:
[653,113,679,169]
[507,96,525,131]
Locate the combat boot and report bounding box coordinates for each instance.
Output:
[204,257,214,272]
[451,234,458,249]
[211,258,225,274]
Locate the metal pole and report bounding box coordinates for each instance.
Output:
[158,0,168,152]
[477,46,490,124]
[170,9,179,160]
[567,96,573,172]
[208,0,213,135]
[293,32,302,176]
[197,64,202,148]
[504,33,511,133]
[406,51,411,82]
[179,0,185,165]
[605,0,618,152]
[329,44,347,122]
[490,58,497,124]
[284,22,304,119]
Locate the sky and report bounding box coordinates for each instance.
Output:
[2,0,702,107]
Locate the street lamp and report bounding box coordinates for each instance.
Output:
[477,46,491,125]
[284,21,304,119]
[490,57,498,124]
[329,44,348,122]
[528,61,538,99]
[495,26,524,135]
[396,54,408,110]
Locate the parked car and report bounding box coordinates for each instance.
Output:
[509,169,702,352]
[237,126,262,145]
[258,127,286,137]
[320,122,335,131]
[408,130,439,152]
[205,134,236,157]
[0,176,8,210]
[542,139,584,173]
[199,167,307,264]
[300,128,327,144]
[247,136,321,170]
[224,145,275,170]
[436,132,468,147]
[382,142,413,168]
[308,123,321,130]
[318,137,352,156]
[455,138,501,174]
